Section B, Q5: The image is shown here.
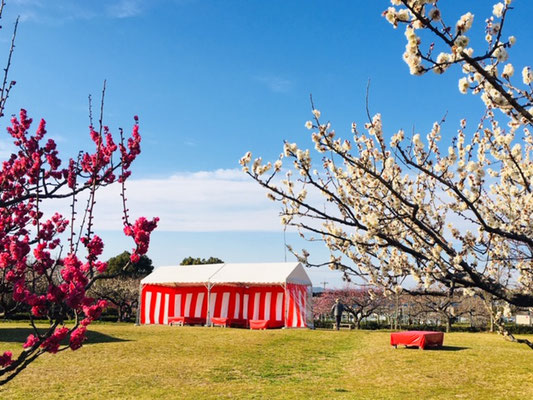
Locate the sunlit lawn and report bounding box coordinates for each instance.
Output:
[1,322,532,399]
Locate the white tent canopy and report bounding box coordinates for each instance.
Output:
[140,262,312,287]
[140,263,224,286]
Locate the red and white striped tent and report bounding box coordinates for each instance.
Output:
[139,262,313,329]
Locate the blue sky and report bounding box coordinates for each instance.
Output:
[2,0,532,288]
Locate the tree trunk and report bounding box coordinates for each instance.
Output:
[394,294,400,329]
[446,317,452,333]
[118,304,127,322]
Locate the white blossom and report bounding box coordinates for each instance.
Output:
[494,46,508,62]
[458,77,469,94]
[455,35,469,49]
[493,2,504,18]
[397,9,409,22]
[456,12,474,33]
[428,8,441,21]
[239,151,252,166]
[502,63,514,79]
[522,66,533,85]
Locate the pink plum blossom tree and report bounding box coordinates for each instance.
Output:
[313,286,384,329]
[0,3,158,384]
[242,0,532,347]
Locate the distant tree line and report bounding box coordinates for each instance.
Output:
[180,257,224,265]
[313,286,515,333]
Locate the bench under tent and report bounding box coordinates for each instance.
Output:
[139,262,314,329]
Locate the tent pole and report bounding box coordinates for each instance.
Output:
[283,283,288,329]
[307,284,314,329]
[206,282,211,327]
[135,282,143,326]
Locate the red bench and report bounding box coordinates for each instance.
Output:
[168,316,206,326]
[211,317,248,328]
[249,319,285,330]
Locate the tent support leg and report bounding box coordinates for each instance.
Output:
[135,283,143,326]
[206,283,211,327]
[283,283,288,329]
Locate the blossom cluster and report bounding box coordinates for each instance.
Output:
[244,93,532,307]
[123,216,160,263]
[1,109,157,381]
[382,0,532,125]
[241,0,532,351]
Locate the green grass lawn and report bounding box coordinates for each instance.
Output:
[1,323,532,399]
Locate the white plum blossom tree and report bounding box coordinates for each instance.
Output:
[241,0,532,347]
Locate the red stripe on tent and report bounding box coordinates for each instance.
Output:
[140,288,148,324]
[237,289,245,319]
[237,289,246,319]
[292,286,300,327]
[163,288,174,323]
[297,285,304,327]
[258,291,265,320]
[301,287,307,327]
[149,290,157,325]
[213,291,223,318]
[168,291,175,319]
[228,291,236,319]
[286,288,294,327]
[190,292,199,318]
[155,292,163,324]
[269,291,276,321]
[299,286,305,327]
[296,287,302,327]
[249,290,257,320]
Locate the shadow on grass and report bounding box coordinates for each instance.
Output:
[400,345,469,351]
[0,328,129,345]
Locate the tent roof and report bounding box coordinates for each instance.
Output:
[140,264,224,286]
[140,262,312,287]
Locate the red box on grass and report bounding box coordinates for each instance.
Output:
[390,331,444,350]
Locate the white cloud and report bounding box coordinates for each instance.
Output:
[9,0,146,23]
[39,168,284,233]
[106,0,144,19]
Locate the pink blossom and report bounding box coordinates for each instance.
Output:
[69,327,87,351]
[0,351,13,367]
[0,109,157,372]
[82,299,107,321]
[41,327,69,354]
[23,334,39,349]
